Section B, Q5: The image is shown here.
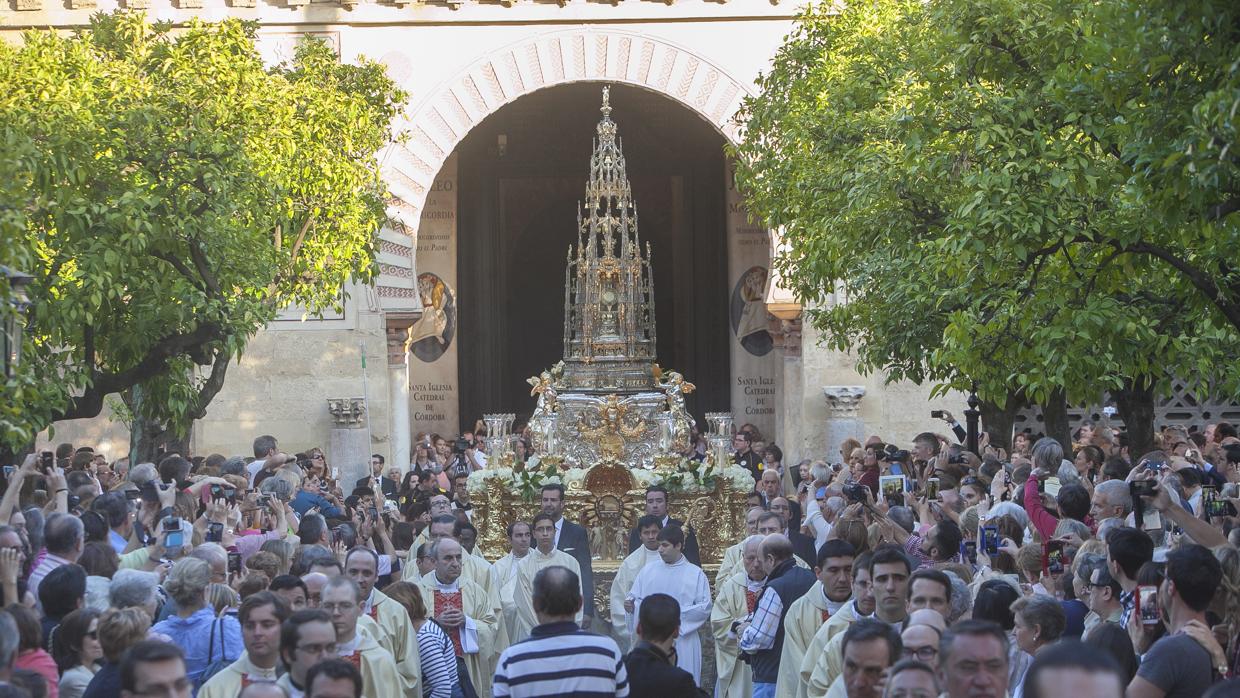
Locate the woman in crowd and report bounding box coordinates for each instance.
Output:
[150,558,241,684]
[379,581,460,698]
[8,604,59,698]
[51,609,101,698]
[1010,594,1067,697]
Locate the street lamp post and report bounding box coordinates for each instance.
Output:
[964,383,981,455]
[2,266,33,380]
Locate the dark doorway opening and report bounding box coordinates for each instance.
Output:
[455,83,731,431]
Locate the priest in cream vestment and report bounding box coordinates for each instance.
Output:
[710,535,766,698]
[799,559,876,697]
[513,513,583,642]
[488,520,533,642]
[627,524,712,685]
[609,514,664,651]
[716,507,765,584]
[405,515,493,594]
[198,591,287,698]
[320,576,407,698]
[346,548,422,696]
[417,538,505,698]
[774,540,856,698]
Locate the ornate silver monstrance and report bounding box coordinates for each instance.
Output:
[526,88,695,469]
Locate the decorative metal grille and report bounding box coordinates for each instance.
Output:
[1012,379,1240,434]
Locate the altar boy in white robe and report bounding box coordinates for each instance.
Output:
[626,523,712,686]
[609,514,663,651]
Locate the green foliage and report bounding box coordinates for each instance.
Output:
[0,11,408,448]
[733,0,1240,408]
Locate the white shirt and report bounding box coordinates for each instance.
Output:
[246,458,267,486]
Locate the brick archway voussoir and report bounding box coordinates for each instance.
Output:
[374,28,754,313]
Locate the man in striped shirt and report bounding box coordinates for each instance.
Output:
[493,565,629,697]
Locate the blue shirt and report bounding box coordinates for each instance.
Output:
[291,490,343,519]
[151,607,242,684]
[108,529,127,554]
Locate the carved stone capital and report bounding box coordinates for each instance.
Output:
[384,312,419,367]
[768,316,803,357]
[327,398,367,428]
[823,386,866,419]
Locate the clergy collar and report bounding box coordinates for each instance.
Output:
[337,632,361,656]
[240,653,279,678]
[745,577,765,592]
[535,546,557,558]
[430,573,461,591]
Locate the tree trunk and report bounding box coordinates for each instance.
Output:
[1114,376,1156,459]
[980,389,1027,451]
[1040,388,1072,448]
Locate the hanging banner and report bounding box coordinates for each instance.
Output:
[410,155,461,438]
[726,159,779,441]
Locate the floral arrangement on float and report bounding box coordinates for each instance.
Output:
[468,457,753,501]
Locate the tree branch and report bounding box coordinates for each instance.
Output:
[1118,240,1240,329]
[150,252,207,293]
[54,321,225,421]
[186,239,221,296]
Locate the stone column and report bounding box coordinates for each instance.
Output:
[823,386,866,465]
[769,316,804,465]
[385,314,416,474]
[328,398,370,489]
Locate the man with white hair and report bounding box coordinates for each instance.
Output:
[717,507,765,584]
[804,492,844,551]
[109,569,162,618]
[711,535,766,697]
[1091,480,1133,524]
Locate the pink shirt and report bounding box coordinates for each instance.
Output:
[15,649,59,698]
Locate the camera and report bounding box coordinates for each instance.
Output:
[454,437,471,453]
[882,449,910,462]
[161,516,184,551]
[1130,480,1156,498]
[931,410,945,419]
[843,483,869,503]
[39,451,53,473]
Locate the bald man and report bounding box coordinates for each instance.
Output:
[739,534,817,697]
[711,535,766,697]
[302,572,331,608]
[717,507,766,585]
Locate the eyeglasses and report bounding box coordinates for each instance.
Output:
[321,602,355,613]
[84,630,98,639]
[132,677,191,697]
[903,646,938,661]
[296,642,338,655]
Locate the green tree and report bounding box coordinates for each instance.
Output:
[0,11,407,457]
[733,0,1239,451]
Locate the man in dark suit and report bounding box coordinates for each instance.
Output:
[624,592,707,698]
[540,483,595,626]
[627,486,700,566]
[354,454,397,498]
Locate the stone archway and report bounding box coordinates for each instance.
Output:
[371,27,755,311]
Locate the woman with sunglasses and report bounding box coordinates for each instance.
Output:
[53,608,103,698]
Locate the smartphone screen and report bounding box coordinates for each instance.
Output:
[227,551,242,575]
[1044,541,1065,575]
[926,478,940,500]
[981,526,999,556]
[1,466,13,478]
[962,540,977,564]
[206,522,223,543]
[1137,585,1160,625]
[164,530,184,550]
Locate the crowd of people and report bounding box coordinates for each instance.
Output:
[0,414,1238,698]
